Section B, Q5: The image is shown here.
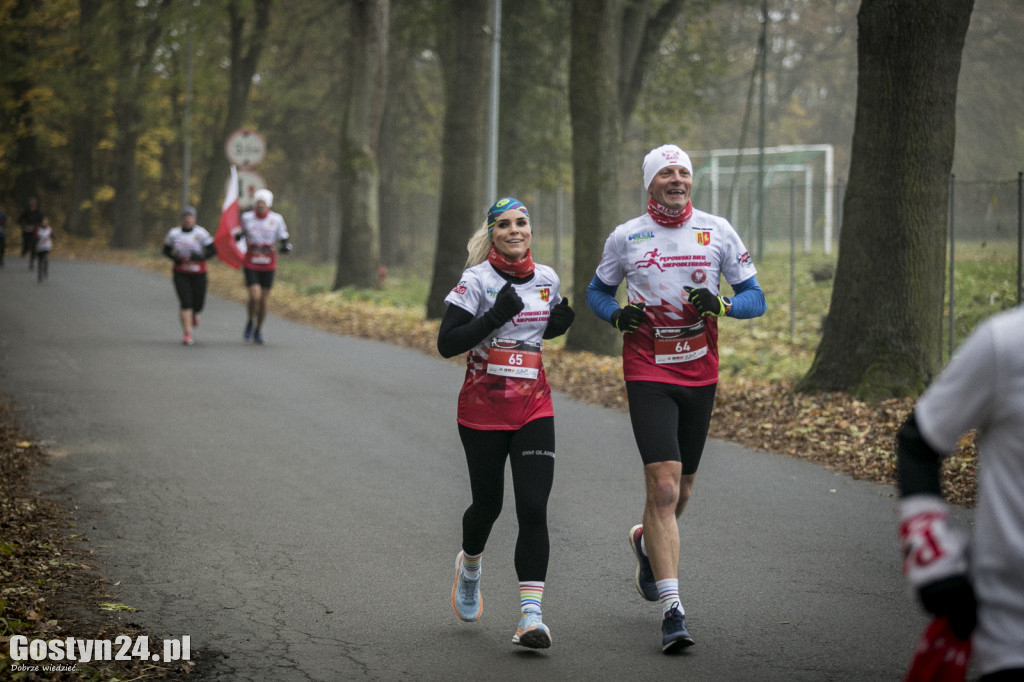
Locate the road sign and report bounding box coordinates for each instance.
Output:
[237,170,266,208]
[225,129,266,168]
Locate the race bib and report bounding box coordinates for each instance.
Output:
[653,322,708,364]
[487,338,542,380]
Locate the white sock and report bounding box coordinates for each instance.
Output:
[656,579,683,617]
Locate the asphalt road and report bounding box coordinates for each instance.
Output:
[0,258,965,681]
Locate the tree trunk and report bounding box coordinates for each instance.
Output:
[108,0,172,249]
[66,0,101,238]
[424,0,490,318]
[564,0,688,355]
[334,0,389,290]
[565,0,624,354]
[196,0,271,231]
[797,0,974,400]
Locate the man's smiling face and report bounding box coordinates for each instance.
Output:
[648,165,692,210]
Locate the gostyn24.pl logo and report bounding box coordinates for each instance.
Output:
[8,634,190,670]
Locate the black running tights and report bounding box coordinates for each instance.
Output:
[458,417,555,582]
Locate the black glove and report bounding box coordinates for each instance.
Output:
[918,575,977,640]
[280,240,292,254]
[610,301,646,333]
[685,286,731,317]
[484,281,525,327]
[546,297,575,336]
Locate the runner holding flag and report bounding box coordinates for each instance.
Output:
[233,187,290,345]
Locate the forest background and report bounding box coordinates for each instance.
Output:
[1,0,1022,392]
[3,0,1021,269]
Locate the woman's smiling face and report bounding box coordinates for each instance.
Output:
[491,209,532,262]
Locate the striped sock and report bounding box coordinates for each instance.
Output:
[656,578,682,617]
[461,552,482,580]
[519,581,544,614]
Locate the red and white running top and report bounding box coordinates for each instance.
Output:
[164,225,214,274]
[594,210,756,386]
[445,261,563,430]
[239,210,289,271]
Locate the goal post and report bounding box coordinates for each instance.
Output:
[690,144,836,255]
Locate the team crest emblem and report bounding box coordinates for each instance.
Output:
[691,268,707,284]
[696,231,711,246]
[538,287,550,302]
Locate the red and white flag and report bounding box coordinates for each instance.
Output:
[215,165,246,270]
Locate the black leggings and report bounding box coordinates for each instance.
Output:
[458,417,555,582]
[981,670,1024,681]
[626,381,717,473]
[173,271,207,311]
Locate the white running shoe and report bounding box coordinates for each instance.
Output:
[512,610,551,649]
[451,551,482,622]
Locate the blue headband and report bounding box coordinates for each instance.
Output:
[487,197,530,238]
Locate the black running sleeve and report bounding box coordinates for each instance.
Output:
[437,304,499,358]
[895,413,944,497]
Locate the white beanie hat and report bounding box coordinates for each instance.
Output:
[253,188,274,207]
[642,144,693,191]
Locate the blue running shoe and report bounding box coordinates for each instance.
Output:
[243,321,254,341]
[253,329,265,345]
[512,610,551,649]
[451,552,482,622]
[629,524,659,601]
[661,607,695,653]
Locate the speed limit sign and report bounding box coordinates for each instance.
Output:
[225,129,266,168]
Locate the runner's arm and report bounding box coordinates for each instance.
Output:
[437,304,499,358]
[726,275,766,319]
[895,413,943,496]
[586,275,621,324]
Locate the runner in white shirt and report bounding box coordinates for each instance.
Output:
[587,144,766,653]
[233,188,290,344]
[163,207,215,346]
[33,216,54,283]
[438,197,574,649]
[896,306,1024,680]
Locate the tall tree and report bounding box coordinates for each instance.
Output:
[378,0,442,269]
[424,0,491,318]
[65,0,102,238]
[1,0,52,208]
[565,0,687,354]
[797,0,974,400]
[109,0,172,249]
[333,0,389,289]
[195,0,272,232]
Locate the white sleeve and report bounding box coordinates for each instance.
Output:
[443,268,482,315]
[719,221,757,286]
[915,320,998,454]
[594,229,626,287]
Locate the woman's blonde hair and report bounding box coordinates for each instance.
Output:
[465,221,492,268]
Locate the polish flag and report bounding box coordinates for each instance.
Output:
[215,165,246,270]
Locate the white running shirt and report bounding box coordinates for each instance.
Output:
[594,209,756,386]
[915,306,1024,675]
[444,261,562,430]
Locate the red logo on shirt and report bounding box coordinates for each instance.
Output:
[691,269,707,284]
[695,231,711,246]
[538,287,550,302]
